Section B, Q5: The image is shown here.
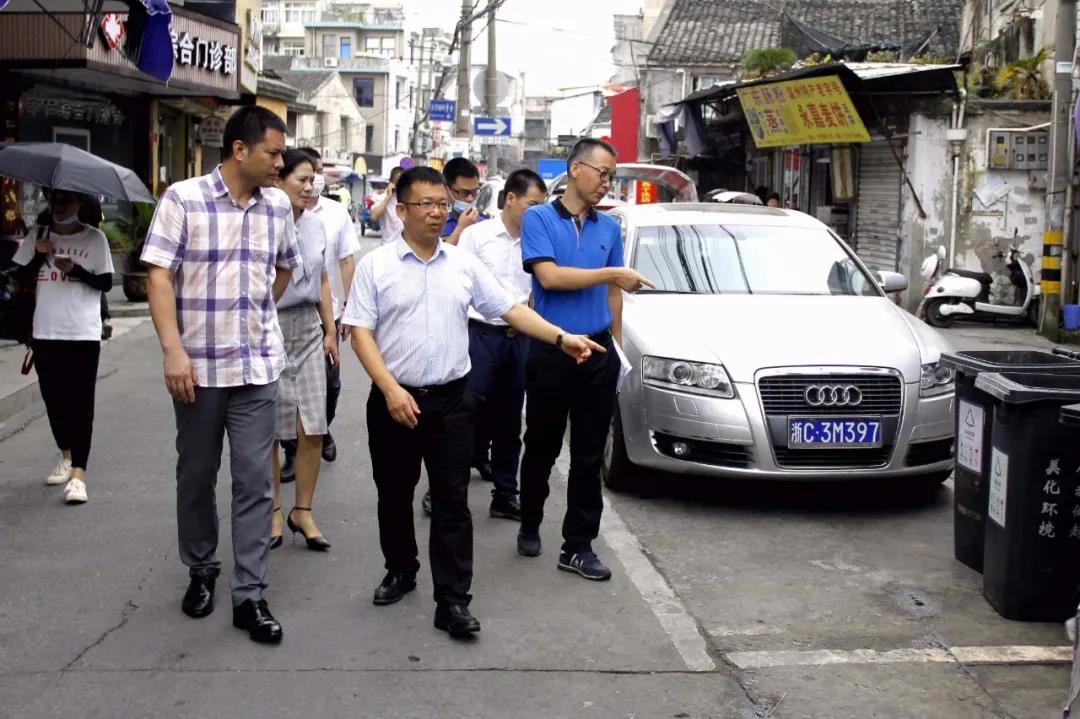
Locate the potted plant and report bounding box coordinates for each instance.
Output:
[121,202,155,302]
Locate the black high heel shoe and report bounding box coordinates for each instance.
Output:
[287,507,331,551]
[270,506,283,550]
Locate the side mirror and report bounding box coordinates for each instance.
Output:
[878,271,908,293]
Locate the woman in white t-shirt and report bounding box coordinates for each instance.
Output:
[13,189,115,505]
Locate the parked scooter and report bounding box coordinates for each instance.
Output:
[918,244,1040,328]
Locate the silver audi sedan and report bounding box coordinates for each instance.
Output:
[602,203,956,491]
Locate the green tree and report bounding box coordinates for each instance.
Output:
[994,47,1052,100]
[741,48,797,79]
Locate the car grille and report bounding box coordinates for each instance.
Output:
[773,446,893,469]
[905,438,954,467]
[654,433,754,468]
[758,374,903,416]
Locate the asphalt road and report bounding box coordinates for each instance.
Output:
[0,233,1072,718]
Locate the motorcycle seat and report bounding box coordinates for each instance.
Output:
[947,268,993,285]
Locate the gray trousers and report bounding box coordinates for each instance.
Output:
[173,382,277,605]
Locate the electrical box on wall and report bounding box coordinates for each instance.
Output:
[987,129,1050,170]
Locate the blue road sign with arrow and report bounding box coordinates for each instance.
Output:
[429,99,455,123]
[473,116,511,136]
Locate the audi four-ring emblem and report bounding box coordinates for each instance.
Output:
[804,384,863,407]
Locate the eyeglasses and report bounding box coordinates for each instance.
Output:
[575,161,617,184]
[402,200,452,213]
[450,186,479,199]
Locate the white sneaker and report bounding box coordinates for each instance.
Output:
[46,458,73,486]
[63,478,87,504]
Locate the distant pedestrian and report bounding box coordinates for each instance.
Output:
[754,185,769,205]
[766,192,780,208]
[12,190,114,505]
[458,168,548,521]
[342,166,601,639]
[278,148,359,481]
[370,167,404,244]
[142,106,300,645]
[440,157,485,246]
[516,138,653,579]
[267,149,338,553]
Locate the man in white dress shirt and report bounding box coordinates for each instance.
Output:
[342,167,603,639]
[457,169,547,521]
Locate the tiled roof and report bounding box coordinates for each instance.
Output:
[276,70,336,99]
[647,0,964,66]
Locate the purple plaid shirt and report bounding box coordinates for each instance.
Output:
[141,166,302,388]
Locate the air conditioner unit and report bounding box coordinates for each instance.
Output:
[324,56,339,68]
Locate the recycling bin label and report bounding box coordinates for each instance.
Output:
[957,400,985,474]
[988,448,1008,527]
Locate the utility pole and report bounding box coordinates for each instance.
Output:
[411,32,426,156]
[483,3,498,176]
[1040,0,1076,337]
[455,0,472,138]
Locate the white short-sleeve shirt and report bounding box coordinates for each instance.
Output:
[13,224,114,342]
[342,237,516,387]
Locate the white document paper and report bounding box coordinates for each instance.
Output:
[613,341,632,391]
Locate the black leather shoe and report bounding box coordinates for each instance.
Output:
[280,452,296,484]
[421,490,432,516]
[434,603,481,638]
[490,496,521,521]
[232,599,283,644]
[322,433,337,463]
[373,572,416,605]
[473,461,494,483]
[181,571,218,618]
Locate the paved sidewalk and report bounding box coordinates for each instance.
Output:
[0,317,151,436]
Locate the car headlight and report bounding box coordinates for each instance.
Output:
[642,356,735,398]
[920,361,955,397]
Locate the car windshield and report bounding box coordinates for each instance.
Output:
[632,223,881,297]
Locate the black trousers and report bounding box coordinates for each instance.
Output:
[33,339,101,470]
[366,380,476,605]
[466,321,528,501]
[519,332,619,553]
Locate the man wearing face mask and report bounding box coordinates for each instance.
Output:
[277,148,359,481]
[440,157,486,247]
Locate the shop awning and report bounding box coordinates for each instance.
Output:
[673,62,960,107]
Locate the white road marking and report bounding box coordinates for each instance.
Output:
[727,645,1073,670]
[554,451,716,672]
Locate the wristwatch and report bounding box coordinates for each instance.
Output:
[555,333,564,348]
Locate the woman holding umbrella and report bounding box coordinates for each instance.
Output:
[12,189,114,504]
[269,149,338,550]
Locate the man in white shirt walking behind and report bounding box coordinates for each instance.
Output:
[457,169,546,521]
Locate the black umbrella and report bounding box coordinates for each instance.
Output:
[0,142,154,203]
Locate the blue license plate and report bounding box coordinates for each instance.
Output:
[788,417,882,448]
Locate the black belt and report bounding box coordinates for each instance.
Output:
[587,328,612,344]
[469,318,520,339]
[399,377,467,397]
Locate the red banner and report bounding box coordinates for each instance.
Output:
[606,88,640,162]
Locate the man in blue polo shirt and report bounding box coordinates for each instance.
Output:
[517,138,653,580]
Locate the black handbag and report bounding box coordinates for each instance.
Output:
[0,228,42,345]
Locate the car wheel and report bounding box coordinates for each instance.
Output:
[602,409,642,493]
[1027,296,1040,327]
[924,298,955,328]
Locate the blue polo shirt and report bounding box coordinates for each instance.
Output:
[521,198,623,335]
[441,210,488,238]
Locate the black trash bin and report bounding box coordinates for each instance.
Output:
[940,351,1080,572]
[974,372,1080,621]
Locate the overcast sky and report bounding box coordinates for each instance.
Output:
[404,0,643,96]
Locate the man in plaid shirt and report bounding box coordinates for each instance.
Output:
[143,106,301,645]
